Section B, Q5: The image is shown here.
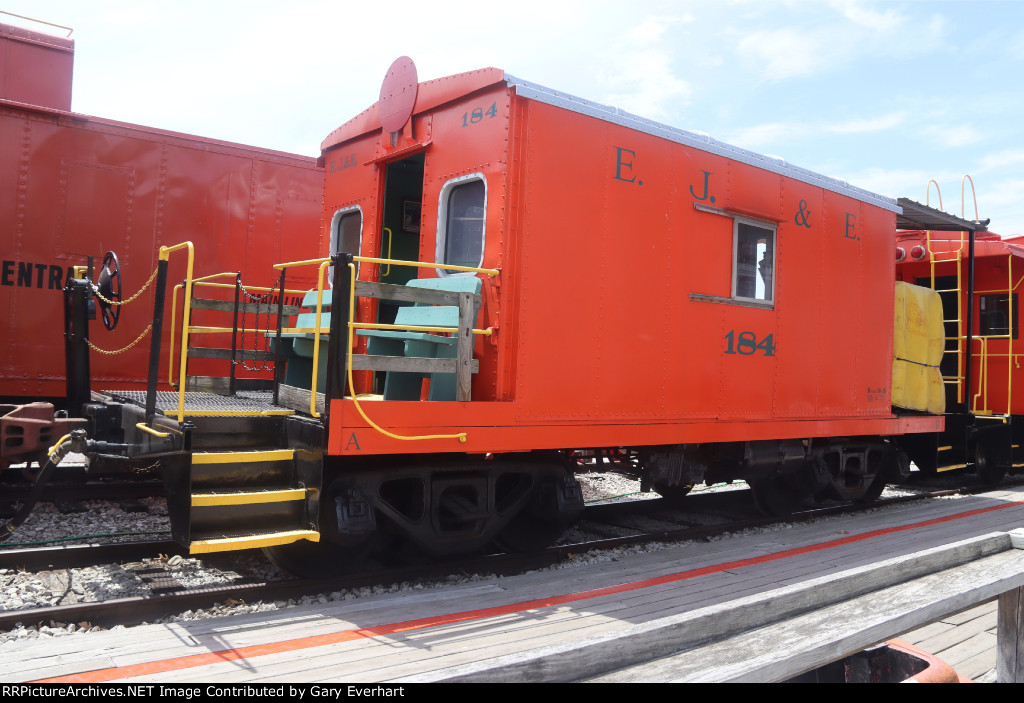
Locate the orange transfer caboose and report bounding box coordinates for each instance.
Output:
[73,60,945,574]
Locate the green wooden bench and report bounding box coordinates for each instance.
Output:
[357,276,482,401]
[275,289,331,392]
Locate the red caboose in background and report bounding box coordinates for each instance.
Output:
[896,215,1024,481]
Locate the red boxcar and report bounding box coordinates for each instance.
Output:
[0,22,324,402]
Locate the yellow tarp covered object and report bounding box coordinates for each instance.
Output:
[892,281,946,414]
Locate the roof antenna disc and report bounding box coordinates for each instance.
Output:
[378,56,418,133]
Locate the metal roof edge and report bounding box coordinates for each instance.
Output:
[505,75,901,215]
[896,197,989,232]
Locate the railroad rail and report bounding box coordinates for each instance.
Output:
[1,480,1010,634]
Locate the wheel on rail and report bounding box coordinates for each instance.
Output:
[973,442,1005,485]
[852,472,887,504]
[652,482,693,504]
[749,474,808,517]
[494,467,584,553]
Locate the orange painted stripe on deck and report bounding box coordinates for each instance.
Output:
[38,499,1024,683]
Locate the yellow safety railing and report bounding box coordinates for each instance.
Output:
[271,258,333,417]
[158,247,499,426]
[168,277,308,387]
[970,254,1014,419]
[344,263,467,443]
[272,255,498,418]
[160,242,195,422]
[354,255,499,277]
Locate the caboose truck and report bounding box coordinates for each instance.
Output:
[59,59,953,576]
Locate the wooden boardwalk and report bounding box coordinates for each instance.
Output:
[4,487,1024,683]
[902,600,998,681]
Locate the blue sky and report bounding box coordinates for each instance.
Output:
[8,1,1024,234]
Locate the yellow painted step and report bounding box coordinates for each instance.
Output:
[191,488,306,507]
[190,529,320,554]
[191,449,294,464]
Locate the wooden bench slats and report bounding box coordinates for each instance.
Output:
[187,347,274,361]
[351,354,479,375]
[189,298,302,316]
[355,280,478,307]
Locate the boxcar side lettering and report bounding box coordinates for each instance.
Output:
[845,212,859,240]
[1,261,75,289]
[689,169,715,203]
[724,330,776,357]
[613,146,637,183]
[794,199,813,228]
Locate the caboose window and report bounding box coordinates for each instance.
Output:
[979,294,1018,339]
[733,219,775,303]
[437,175,486,274]
[329,206,363,283]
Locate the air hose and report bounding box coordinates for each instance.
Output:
[0,430,79,543]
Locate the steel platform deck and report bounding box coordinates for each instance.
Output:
[100,390,294,416]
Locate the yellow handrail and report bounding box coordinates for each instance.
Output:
[188,326,267,334]
[356,255,499,277]
[160,242,195,422]
[168,276,310,385]
[169,283,181,385]
[350,321,493,336]
[274,255,499,278]
[136,422,171,438]
[192,271,240,284]
[344,263,467,443]
[189,279,309,295]
[271,254,500,417]
[308,261,330,417]
[969,254,1014,418]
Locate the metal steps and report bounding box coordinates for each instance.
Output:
[161,419,324,555]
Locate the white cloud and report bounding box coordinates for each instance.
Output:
[979,179,1024,234]
[826,112,906,134]
[719,110,905,150]
[736,27,834,80]
[977,150,1024,173]
[841,167,962,204]
[922,124,983,148]
[595,16,693,120]
[733,2,946,81]
[833,0,905,31]
[722,122,808,149]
